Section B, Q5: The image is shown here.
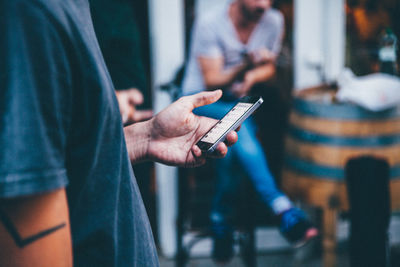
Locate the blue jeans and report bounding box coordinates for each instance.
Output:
[194,100,290,226]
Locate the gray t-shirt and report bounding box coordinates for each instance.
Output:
[0,0,158,266]
[182,4,284,96]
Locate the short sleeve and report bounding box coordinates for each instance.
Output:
[0,1,71,198]
[191,17,223,58]
[270,11,285,54]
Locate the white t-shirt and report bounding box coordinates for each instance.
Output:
[181,4,284,96]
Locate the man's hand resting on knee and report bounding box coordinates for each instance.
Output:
[124,90,238,167]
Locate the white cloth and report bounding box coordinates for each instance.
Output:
[181,3,284,96]
[337,69,400,111]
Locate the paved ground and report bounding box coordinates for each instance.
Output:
[159,214,400,267]
[159,242,400,267]
[159,240,351,267]
[159,252,350,267]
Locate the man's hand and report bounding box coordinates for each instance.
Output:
[248,48,276,65]
[231,71,256,98]
[230,61,277,98]
[115,88,153,125]
[124,90,238,168]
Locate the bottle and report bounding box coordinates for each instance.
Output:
[378,28,398,75]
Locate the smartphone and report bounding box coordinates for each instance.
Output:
[196,96,263,154]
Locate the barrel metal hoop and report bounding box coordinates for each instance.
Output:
[289,126,400,147]
[293,98,400,120]
[285,156,400,180]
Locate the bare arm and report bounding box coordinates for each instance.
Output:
[198,56,250,90]
[0,189,72,267]
[245,63,276,85]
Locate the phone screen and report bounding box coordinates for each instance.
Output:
[200,102,253,144]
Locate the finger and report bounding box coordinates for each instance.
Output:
[191,145,203,158]
[132,110,153,122]
[127,88,144,105]
[120,102,132,124]
[189,146,206,168]
[186,90,222,110]
[211,142,228,158]
[224,131,238,147]
[122,113,129,124]
[125,106,137,125]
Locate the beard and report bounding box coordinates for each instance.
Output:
[241,4,266,22]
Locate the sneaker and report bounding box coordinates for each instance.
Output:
[211,223,234,263]
[279,207,318,248]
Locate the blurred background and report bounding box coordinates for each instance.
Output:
[90,0,400,266]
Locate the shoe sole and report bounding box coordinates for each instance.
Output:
[292,228,319,249]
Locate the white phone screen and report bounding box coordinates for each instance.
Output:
[200,102,253,144]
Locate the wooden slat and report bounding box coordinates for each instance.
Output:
[290,112,400,137]
[285,136,400,167]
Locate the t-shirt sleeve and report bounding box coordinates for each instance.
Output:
[0,1,71,198]
[191,17,223,58]
[270,11,285,55]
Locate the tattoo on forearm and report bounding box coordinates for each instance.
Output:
[0,209,66,248]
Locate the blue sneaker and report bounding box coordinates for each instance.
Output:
[279,208,318,248]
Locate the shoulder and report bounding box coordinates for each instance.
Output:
[195,6,227,31]
[0,0,80,45]
[262,8,284,27]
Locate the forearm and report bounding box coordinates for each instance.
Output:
[203,63,249,90]
[123,119,152,163]
[245,63,276,86]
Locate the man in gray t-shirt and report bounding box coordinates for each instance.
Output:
[182,0,317,263]
[182,0,284,97]
[0,0,238,266]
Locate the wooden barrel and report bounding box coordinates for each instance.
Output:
[282,88,400,211]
